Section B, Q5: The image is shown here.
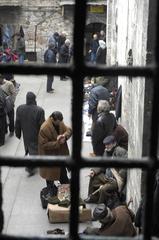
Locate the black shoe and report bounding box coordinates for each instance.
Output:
[84,196,97,204]
[25,167,36,177]
[47,90,54,93]
[9,132,14,137]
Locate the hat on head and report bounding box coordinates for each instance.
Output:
[93,204,108,220]
[26,91,36,105]
[93,204,114,224]
[103,135,116,145]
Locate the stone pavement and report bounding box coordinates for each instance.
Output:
[0,75,99,237]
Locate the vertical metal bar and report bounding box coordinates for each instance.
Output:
[0,169,4,233]
[69,0,87,239]
[144,0,159,239]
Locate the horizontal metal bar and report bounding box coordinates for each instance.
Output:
[0,63,72,76]
[0,63,155,77]
[0,155,71,167]
[0,234,66,240]
[0,155,158,168]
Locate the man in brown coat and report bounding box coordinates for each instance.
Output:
[85,135,127,204]
[38,111,72,198]
[83,203,136,236]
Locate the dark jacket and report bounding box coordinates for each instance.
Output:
[92,112,116,156]
[88,85,110,122]
[15,92,45,155]
[59,44,70,63]
[113,124,128,150]
[96,47,107,64]
[44,48,56,64]
[90,39,99,54]
[0,88,6,116]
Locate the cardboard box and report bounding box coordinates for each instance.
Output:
[47,204,92,223]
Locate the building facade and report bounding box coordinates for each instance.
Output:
[107,0,156,211]
[0,0,107,62]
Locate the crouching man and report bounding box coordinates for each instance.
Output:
[83,203,136,237]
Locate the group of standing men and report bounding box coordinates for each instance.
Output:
[44,32,72,93]
[87,30,107,65]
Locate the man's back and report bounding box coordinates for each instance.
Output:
[15,98,45,154]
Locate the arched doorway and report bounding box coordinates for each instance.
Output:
[85,22,106,61]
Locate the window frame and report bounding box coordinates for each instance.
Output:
[0,0,159,239]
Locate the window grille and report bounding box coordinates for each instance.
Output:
[0,0,159,239]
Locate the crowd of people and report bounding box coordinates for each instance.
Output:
[44,31,73,93]
[86,30,106,64]
[1,29,159,238]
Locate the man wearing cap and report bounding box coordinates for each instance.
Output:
[15,91,45,176]
[85,135,127,204]
[83,203,136,236]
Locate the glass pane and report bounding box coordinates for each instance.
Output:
[0,2,74,65]
[2,166,71,236]
[80,168,141,237]
[82,76,153,159]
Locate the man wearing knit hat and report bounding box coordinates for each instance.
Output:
[83,203,136,236]
[15,91,45,176]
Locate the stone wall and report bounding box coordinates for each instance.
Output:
[107,0,149,211]
[106,0,117,66]
[0,1,73,62]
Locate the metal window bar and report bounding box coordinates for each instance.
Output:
[0,0,159,239]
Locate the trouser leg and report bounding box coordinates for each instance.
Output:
[0,115,6,145]
[60,167,69,184]
[25,150,36,176]
[46,180,57,196]
[7,108,14,133]
[47,75,54,92]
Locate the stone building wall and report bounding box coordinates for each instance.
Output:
[106,0,118,66]
[0,0,73,62]
[107,0,149,211]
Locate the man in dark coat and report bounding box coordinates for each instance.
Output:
[58,39,70,80]
[85,135,127,204]
[16,33,26,64]
[44,43,57,93]
[38,111,72,199]
[91,100,116,156]
[88,33,99,64]
[15,91,45,176]
[0,87,6,146]
[88,81,110,123]
[83,203,136,236]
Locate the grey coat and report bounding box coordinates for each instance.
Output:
[15,94,45,155]
[88,85,110,122]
